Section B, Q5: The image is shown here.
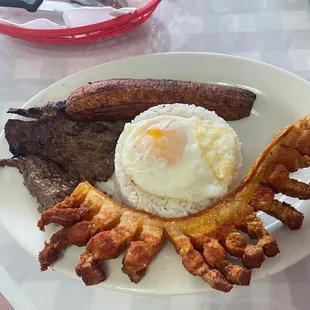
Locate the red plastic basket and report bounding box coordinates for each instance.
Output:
[0,0,161,44]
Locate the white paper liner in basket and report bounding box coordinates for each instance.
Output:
[0,0,148,29]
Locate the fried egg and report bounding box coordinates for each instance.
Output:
[117,106,242,205]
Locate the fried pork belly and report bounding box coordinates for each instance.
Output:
[38,115,310,292]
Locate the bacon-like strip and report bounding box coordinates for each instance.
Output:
[224,230,246,258]
[238,213,279,259]
[250,186,304,230]
[167,230,233,292]
[37,206,91,231]
[222,230,268,269]
[268,164,310,200]
[200,237,251,286]
[269,145,310,172]
[76,212,142,285]
[122,225,164,283]
[39,221,90,271]
[38,201,122,270]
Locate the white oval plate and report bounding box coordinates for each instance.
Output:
[0,53,310,295]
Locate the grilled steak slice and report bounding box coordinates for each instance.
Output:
[5,113,126,182]
[7,101,66,120]
[0,156,78,212]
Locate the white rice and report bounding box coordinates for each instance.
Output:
[114,103,242,218]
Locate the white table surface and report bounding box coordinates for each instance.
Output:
[1,1,310,309]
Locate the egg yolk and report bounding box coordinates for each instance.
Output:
[136,126,188,165]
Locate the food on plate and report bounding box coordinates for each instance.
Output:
[38,115,310,292]
[0,156,78,213]
[65,78,256,121]
[4,103,125,182]
[115,103,242,217]
[0,79,307,293]
[0,102,125,211]
[1,77,255,213]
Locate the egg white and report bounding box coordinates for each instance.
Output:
[120,115,240,202]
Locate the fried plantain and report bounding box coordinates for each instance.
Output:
[65,78,256,121]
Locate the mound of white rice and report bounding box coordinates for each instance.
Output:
[114,103,242,218]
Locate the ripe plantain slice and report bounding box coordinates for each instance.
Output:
[65,78,256,121]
